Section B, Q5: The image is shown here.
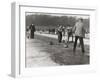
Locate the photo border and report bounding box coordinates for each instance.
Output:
[11,2,97,78]
[25,11,90,67]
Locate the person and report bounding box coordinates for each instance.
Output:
[27,26,31,39]
[67,26,73,42]
[57,25,63,43]
[63,27,69,48]
[62,26,65,43]
[29,24,36,39]
[73,18,86,54]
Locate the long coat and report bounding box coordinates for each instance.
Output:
[29,24,36,38]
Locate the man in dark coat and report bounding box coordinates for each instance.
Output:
[29,24,36,39]
[57,25,63,43]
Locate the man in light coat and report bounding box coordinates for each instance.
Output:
[73,18,85,54]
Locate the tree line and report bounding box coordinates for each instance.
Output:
[26,14,89,32]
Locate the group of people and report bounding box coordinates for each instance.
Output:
[27,18,86,54]
[57,25,73,45]
[27,24,36,39]
[57,18,86,54]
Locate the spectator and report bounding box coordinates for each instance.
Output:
[29,24,36,39]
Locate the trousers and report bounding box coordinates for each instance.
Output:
[73,36,85,53]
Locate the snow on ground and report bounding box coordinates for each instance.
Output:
[26,39,59,67]
[35,32,89,45]
[26,33,89,67]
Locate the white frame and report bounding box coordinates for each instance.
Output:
[11,2,97,78]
